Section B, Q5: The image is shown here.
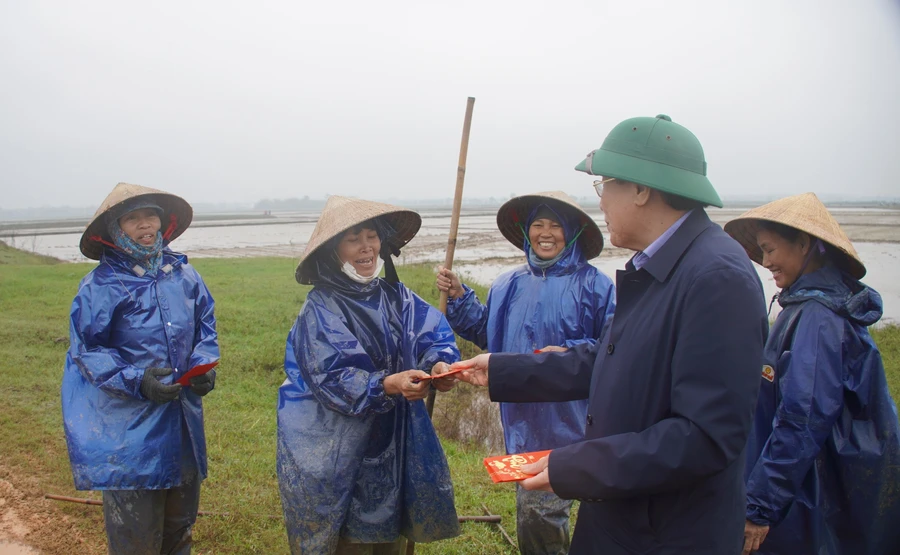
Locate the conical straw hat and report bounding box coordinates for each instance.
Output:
[295,196,422,284]
[80,183,193,260]
[496,191,604,260]
[724,192,865,279]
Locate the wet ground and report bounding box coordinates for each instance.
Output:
[3,207,899,324]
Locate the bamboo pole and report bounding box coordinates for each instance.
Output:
[425,96,475,419]
[409,97,475,555]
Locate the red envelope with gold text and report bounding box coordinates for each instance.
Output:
[483,450,552,483]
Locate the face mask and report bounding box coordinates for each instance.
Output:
[340,257,384,284]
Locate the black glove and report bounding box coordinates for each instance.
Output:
[140,367,182,403]
[188,371,215,397]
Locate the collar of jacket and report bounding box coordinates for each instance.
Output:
[636,208,714,283]
[102,247,186,275]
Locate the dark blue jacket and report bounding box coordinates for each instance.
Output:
[488,209,768,554]
[745,265,900,554]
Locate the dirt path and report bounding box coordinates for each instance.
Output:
[0,466,103,555]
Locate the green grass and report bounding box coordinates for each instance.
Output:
[0,253,516,554]
[2,246,898,554]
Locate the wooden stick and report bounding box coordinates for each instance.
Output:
[43,494,277,519]
[481,502,517,549]
[426,96,476,419]
[46,493,496,525]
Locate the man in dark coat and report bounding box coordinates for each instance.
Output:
[450,115,769,554]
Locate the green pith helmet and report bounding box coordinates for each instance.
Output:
[574,114,722,208]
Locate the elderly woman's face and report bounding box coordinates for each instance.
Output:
[337,226,381,276]
[119,208,161,247]
[757,228,810,289]
[529,217,565,260]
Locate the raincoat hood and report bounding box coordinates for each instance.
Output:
[779,266,882,327]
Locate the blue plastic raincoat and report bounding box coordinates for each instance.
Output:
[745,265,900,554]
[277,262,460,552]
[446,205,615,454]
[62,248,219,490]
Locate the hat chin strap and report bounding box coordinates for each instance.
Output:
[162,214,178,240]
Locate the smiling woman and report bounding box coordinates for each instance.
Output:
[335,222,383,281]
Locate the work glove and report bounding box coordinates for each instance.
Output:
[140,367,182,403]
[188,372,215,396]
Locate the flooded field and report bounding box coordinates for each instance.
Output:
[3,207,899,325]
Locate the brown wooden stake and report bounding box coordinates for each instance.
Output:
[425,96,476,419]
[410,97,475,555]
[481,502,517,549]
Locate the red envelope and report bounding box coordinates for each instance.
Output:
[176,361,219,386]
[414,366,465,382]
[483,450,552,483]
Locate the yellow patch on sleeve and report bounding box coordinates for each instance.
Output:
[762,365,775,383]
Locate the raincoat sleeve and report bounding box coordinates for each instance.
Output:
[290,296,396,417]
[445,284,489,350]
[562,274,616,349]
[745,306,845,527]
[411,294,461,369]
[548,267,765,500]
[187,271,219,376]
[68,280,144,399]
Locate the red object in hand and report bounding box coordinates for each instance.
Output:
[413,366,465,383]
[534,349,542,354]
[483,450,552,483]
[175,361,219,386]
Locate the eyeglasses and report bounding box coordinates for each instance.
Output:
[592,177,616,198]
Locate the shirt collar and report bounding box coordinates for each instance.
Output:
[637,209,715,282]
[632,209,694,270]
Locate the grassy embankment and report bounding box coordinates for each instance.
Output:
[2,240,899,553]
[0,242,518,554]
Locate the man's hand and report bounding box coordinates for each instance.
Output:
[742,520,770,554]
[450,354,491,387]
[520,456,554,492]
[430,362,457,392]
[384,370,431,401]
[536,345,567,353]
[141,367,182,403]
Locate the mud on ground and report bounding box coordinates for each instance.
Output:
[0,465,104,555]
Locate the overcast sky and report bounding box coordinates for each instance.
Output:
[1,0,899,210]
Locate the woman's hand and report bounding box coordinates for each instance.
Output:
[435,266,465,300]
[536,345,567,353]
[742,520,770,554]
[383,370,431,401]
[430,362,457,392]
[450,354,491,387]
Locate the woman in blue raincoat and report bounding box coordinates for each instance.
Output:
[435,191,615,555]
[278,196,460,554]
[725,193,900,555]
[63,183,219,554]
